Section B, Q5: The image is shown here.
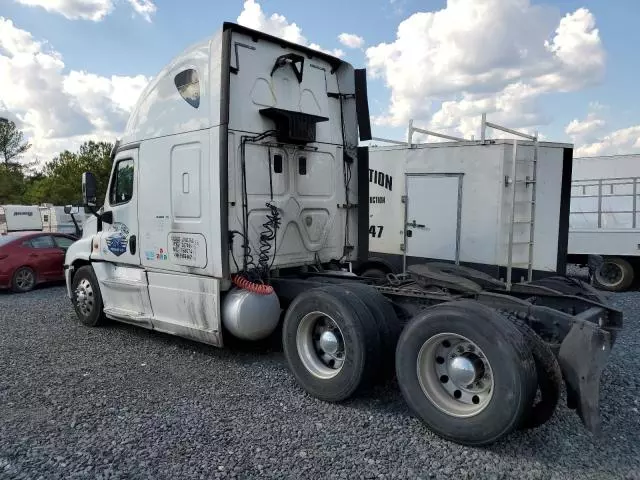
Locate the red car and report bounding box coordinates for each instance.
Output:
[0,232,77,293]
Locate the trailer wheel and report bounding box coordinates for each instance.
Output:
[338,283,402,378]
[594,257,634,292]
[282,286,382,402]
[71,265,106,327]
[501,312,562,430]
[395,300,537,446]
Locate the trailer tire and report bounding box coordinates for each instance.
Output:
[71,265,106,327]
[395,300,537,446]
[500,312,562,430]
[338,282,402,378]
[282,286,382,402]
[593,257,634,292]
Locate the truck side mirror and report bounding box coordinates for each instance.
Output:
[82,172,97,207]
[64,205,72,214]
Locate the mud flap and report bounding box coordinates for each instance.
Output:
[558,322,613,435]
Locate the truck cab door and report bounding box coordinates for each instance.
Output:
[92,149,152,326]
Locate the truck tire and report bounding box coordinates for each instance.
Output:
[593,257,634,292]
[282,286,382,402]
[420,262,506,290]
[501,312,562,430]
[71,265,106,327]
[531,276,610,304]
[360,268,388,281]
[407,263,483,294]
[395,300,537,446]
[338,282,402,378]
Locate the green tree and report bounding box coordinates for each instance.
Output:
[24,141,113,205]
[0,120,31,166]
[0,164,26,203]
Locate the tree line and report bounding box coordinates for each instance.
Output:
[0,120,113,206]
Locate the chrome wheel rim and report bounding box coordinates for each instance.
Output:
[595,262,624,288]
[417,332,494,418]
[296,312,346,379]
[75,278,95,317]
[15,269,34,290]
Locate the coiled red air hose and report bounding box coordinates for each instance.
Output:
[232,274,274,295]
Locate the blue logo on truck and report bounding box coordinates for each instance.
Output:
[105,222,130,256]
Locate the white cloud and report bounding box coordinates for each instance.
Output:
[237,0,344,58]
[564,105,640,156]
[125,0,156,22]
[575,126,640,157]
[0,17,149,162]
[14,0,156,22]
[565,112,605,139]
[366,0,605,139]
[338,33,364,49]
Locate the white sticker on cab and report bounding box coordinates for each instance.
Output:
[168,232,207,268]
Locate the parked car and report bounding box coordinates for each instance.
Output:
[0,232,77,293]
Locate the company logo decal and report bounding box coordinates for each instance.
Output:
[369,169,393,191]
[105,222,130,257]
[13,211,33,216]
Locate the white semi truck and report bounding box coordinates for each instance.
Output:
[64,22,622,446]
[568,154,640,291]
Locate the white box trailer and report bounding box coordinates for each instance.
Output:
[40,205,85,236]
[361,120,573,288]
[568,154,640,291]
[0,205,43,234]
[61,22,622,447]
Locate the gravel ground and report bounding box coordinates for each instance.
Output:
[1,283,639,480]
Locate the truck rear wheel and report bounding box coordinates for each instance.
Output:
[282,286,382,402]
[501,312,562,430]
[338,282,402,378]
[395,300,537,446]
[594,257,634,292]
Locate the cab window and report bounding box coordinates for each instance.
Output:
[109,159,134,205]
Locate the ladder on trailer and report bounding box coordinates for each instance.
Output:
[481,114,539,289]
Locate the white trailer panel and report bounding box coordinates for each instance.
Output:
[367,140,572,279]
[0,205,43,233]
[569,155,640,257]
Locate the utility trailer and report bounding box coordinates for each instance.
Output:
[360,117,574,290]
[0,205,43,234]
[569,154,640,291]
[63,22,622,446]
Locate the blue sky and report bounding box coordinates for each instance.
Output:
[2,0,640,160]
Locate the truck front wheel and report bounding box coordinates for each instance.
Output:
[395,301,537,446]
[71,265,106,327]
[594,257,634,292]
[282,286,382,402]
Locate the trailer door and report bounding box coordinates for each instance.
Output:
[405,174,462,263]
